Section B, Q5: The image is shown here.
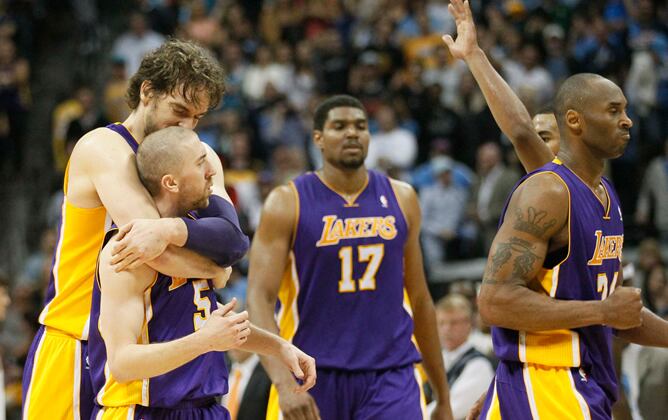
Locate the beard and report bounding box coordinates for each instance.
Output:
[338,155,365,169]
[176,191,210,215]
[143,103,162,137]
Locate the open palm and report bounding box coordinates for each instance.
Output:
[442,0,479,60]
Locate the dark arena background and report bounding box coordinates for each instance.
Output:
[1,1,667,419]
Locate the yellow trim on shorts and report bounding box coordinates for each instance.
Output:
[265,384,281,420]
[525,364,591,420]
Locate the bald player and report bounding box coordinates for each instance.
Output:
[88,127,315,419]
[446,1,668,418]
[22,40,249,420]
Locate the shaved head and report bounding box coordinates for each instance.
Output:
[553,73,605,128]
[136,126,197,196]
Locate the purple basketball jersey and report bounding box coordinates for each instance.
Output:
[492,160,624,402]
[279,170,421,371]
[88,228,228,409]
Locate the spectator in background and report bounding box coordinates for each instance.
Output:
[219,40,249,111]
[179,0,225,51]
[288,41,316,110]
[644,264,668,317]
[502,42,554,112]
[541,23,569,85]
[0,35,29,173]
[635,138,668,243]
[111,11,165,76]
[469,142,520,253]
[311,29,351,94]
[422,45,467,111]
[420,157,468,265]
[242,44,290,104]
[103,57,130,123]
[636,325,668,420]
[223,348,271,420]
[429,293,494,420]
[366,102,417,173]
[51,85,103,172]
[64,85,108,150]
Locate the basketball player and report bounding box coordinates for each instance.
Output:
[88,127,315,419]
[532,108,560,156]
[22,40,249,420]
[247,95,453,420]
[446,1,668,418]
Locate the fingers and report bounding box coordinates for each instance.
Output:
[114,222,133,241]
[236,320,251,344]
[442,34,454,48]
[228,310,249,324]
[296,356,316,392]
[450,0,465,18]
[214,298,237,316]
[113,255,140,272]
[126,256,147,271]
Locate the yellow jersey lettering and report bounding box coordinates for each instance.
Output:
[168,277,188,291]
[317,216,399,247]
[588,231,624,265]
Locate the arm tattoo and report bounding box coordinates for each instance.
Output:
[488,242,512,277]
[514,207,556,237]
[483,237,540,284]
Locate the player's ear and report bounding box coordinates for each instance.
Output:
[161,174,179,193]
[313,130,324,149]
[565,109,582,134]
[139,81,153,105]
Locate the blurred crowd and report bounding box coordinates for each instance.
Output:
[1,0,668,419]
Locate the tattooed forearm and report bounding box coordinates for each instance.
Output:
[514,207,557,237]
[488,242,512,276]
[483,237,540,284]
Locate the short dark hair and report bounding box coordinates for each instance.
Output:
[126,39,225,110]
[533,102,555,117]
[313,95,366,131]
[553,73,602,126]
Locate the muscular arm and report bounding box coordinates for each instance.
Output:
[478,173,608,331]
[443,0,553,172]
[72,131,244,277]
[246,185,301,391]
[392,180,452,417]
[617,308,668,347]
[97,244,215,383]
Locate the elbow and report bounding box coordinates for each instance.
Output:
[477,285,504,326]
[108,359,135,384]
[214,232,250,267]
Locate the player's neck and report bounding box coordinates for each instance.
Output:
[319,165,368,196]
[154,195,178,218]
[122,111,147,143]
[557,149,604,188]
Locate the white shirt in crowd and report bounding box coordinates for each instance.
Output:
[428,340,495,420]
[366,127,417,170]
[222,354,261,411]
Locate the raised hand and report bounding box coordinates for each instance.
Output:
[602,286,644,330]
[441,0,479,60]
